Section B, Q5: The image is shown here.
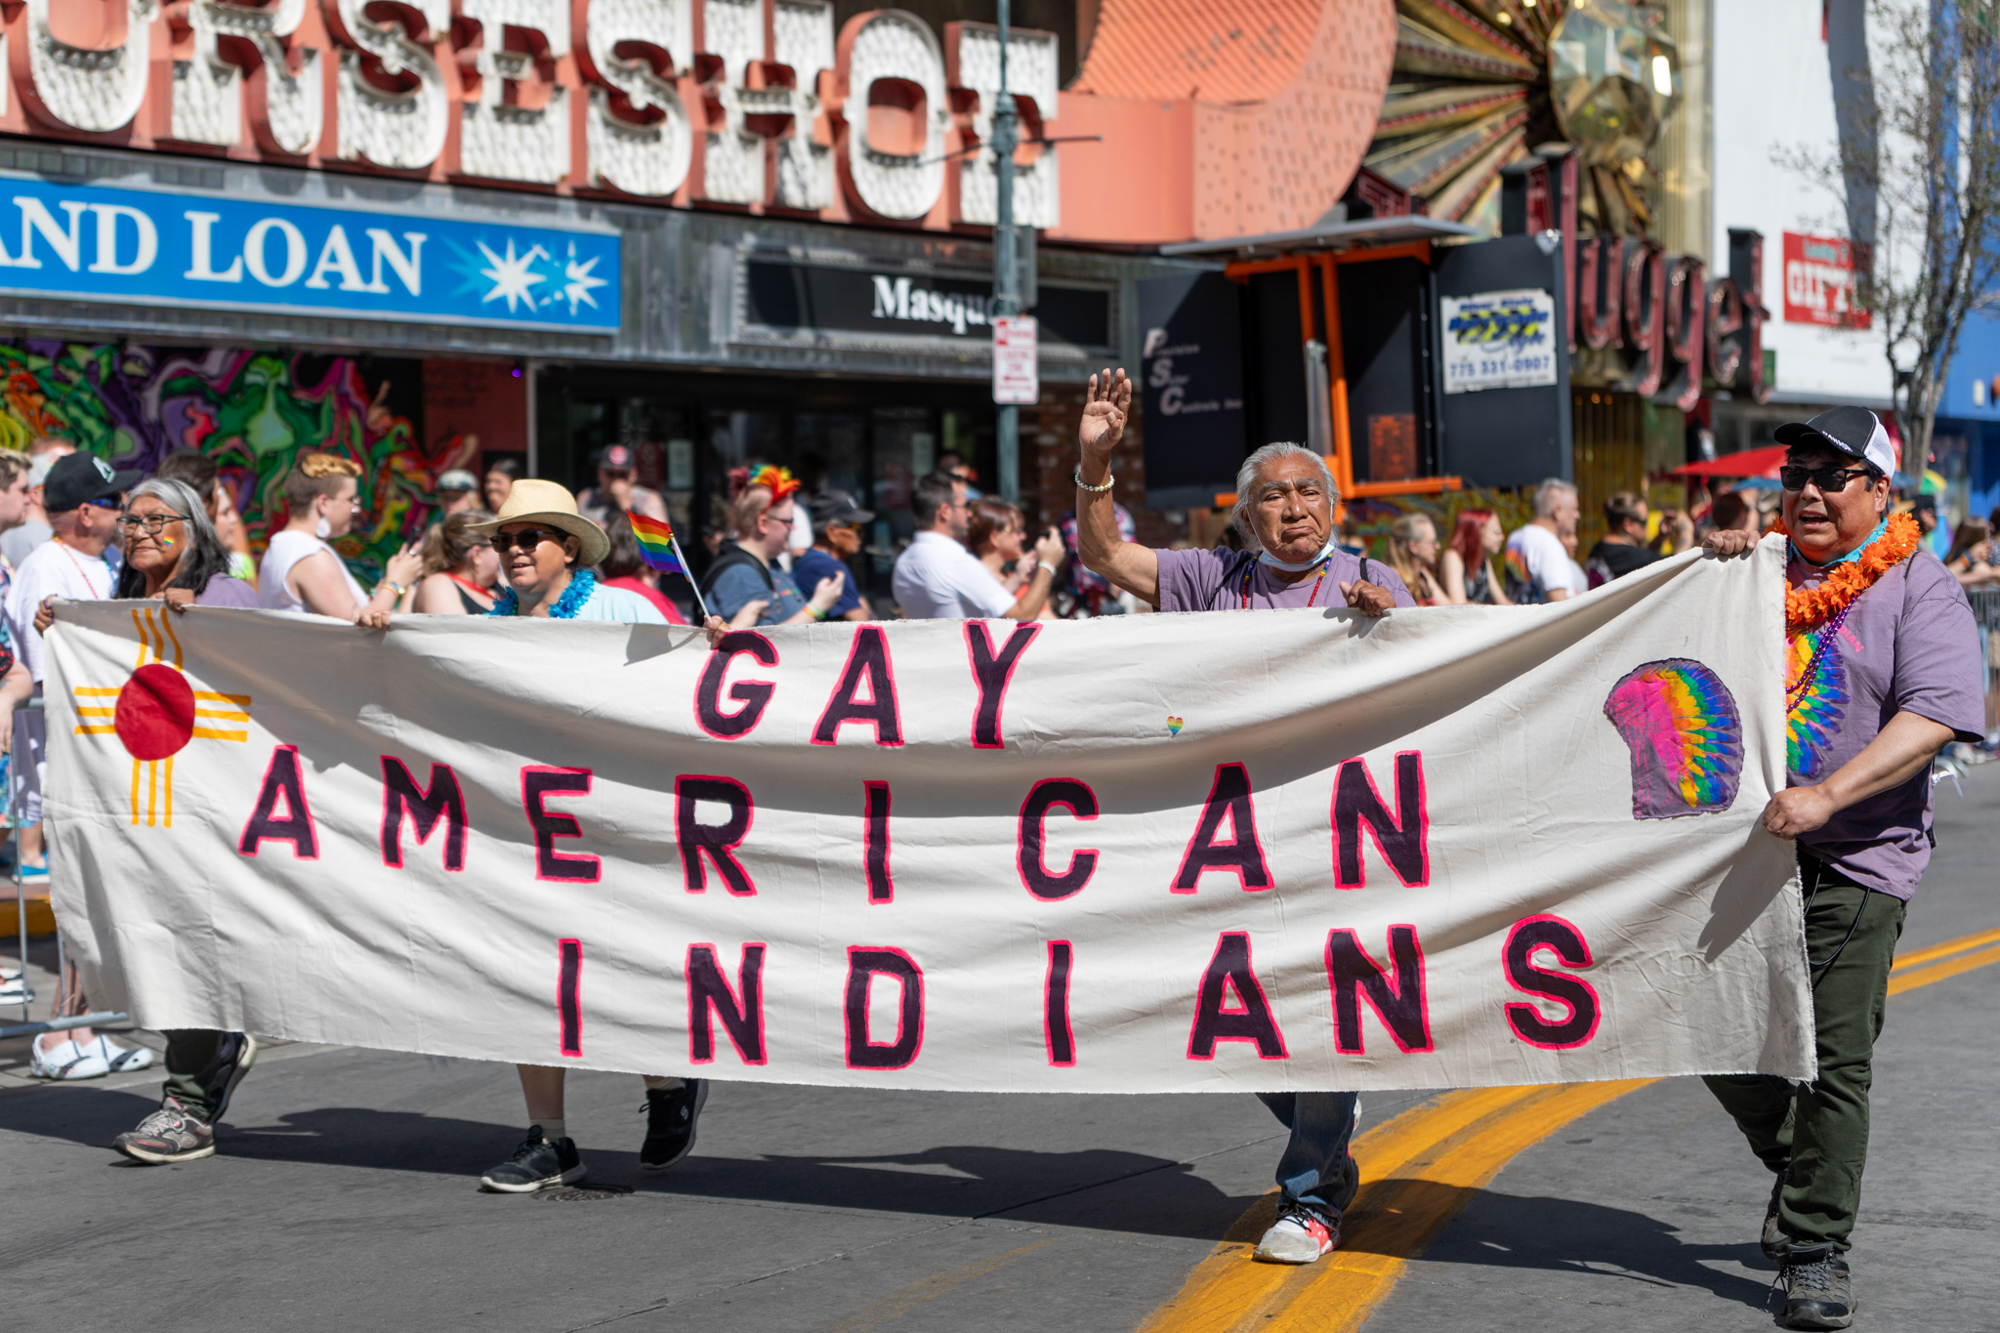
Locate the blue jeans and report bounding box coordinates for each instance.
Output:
[1257,1091,1360,1221]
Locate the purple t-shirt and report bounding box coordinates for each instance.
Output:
[1155,546,1416,613]
[1788,546,1983,899]
[195,574,262,608]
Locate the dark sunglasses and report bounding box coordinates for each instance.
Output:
[84,495,121,511]
[488,528,569,553]
[1780,464,1875,493]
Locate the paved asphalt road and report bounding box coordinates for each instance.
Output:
[3,766,1996,1332]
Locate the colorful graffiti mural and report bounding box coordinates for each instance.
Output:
[0,342,465,581]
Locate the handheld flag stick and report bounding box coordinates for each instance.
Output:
[626,512,712,623]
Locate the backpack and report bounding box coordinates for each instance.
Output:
[698,546,774,607]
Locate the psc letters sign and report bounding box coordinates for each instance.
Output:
[48,547,1812,1093]
[0,175,618,331]
[1,1,1058,232]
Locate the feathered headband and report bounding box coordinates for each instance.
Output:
[729,464,802,506]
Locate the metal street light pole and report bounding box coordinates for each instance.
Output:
[992,0,1020,503]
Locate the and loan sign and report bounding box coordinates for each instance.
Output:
[0,175,620,332]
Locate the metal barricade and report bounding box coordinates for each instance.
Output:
[3,694,127,1041]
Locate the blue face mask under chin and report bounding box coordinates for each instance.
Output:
[1257,532,1341,573]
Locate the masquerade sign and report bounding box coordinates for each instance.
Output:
[45,545,1812,1093]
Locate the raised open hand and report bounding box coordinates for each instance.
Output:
[1078,368,1131,465]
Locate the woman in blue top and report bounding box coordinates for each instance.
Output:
[463,481,704,1191]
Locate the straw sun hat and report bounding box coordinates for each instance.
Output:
[466,479,609,568]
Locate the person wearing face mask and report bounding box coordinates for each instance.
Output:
[257,453,420,626]
[1700,407,1982,1330]
[463,480,709,1191]
[1070,369,1408,1269]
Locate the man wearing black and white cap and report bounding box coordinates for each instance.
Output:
[3,451,149,1080]
[1701,406,1982,1329]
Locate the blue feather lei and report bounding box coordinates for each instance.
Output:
[489,569,596,619]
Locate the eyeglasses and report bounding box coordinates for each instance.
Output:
[118,510,188,535]
[488,528,567,553]
[1780,464,1874,493]
[84,496,121,511]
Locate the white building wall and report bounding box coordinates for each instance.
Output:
[1711,0,1890,407]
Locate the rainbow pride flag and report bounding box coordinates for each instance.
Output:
[627,512,687,576]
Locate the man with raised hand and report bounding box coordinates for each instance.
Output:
[1071,368,1410,1266]
[1701,407,1981,1331]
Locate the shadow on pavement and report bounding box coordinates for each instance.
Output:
[1,1095,1261,1241]
[1346,1179,1777,1314]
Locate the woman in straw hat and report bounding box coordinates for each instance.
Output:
[464,480,706,1191]
[471,478,667,622]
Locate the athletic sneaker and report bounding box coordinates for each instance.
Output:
[113,1097,215,1164]
[195,1032,259,1122]
[28,1037,109,1080]
[1253,1202,1339,1264]
[85,1035,155,1074]
[1762,1170,1792,1263]
[639,1079,709,1172]
[1779,1243,1854,1329]
[480,1128,585,1193]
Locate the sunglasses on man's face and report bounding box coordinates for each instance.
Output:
[84,496,121,511]
[1780,464,1875,493]
[489,528,568,553]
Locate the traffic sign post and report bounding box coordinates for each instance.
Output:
[993,315,1039,405]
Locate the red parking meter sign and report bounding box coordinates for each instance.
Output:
[993,316,1039,404]
[1782,232,1870,329]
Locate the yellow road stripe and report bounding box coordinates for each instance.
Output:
[1141,922,2000,1333]
[1888,941,2000,996]
[1893,926,2000,971]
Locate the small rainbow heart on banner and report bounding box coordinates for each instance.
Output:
[1166,716,1184,735]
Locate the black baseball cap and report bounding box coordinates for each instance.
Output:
[593,444,636,471]
[44,452,143,513]
[1773,406,1898,476]
[809,490,874,528]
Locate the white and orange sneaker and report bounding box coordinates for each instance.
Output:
[1254,1203,1339,1264]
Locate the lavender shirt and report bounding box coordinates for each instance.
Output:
[1788,546,1983,899]
[1155,546,1416,613]
[194,574,261,608]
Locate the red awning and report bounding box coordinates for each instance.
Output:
[1671,445,1787,479]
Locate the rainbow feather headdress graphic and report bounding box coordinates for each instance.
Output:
[1602,658,1745,819]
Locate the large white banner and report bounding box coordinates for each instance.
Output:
[45,542,1813,1092]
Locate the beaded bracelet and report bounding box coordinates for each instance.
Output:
[1074,465,1115,493]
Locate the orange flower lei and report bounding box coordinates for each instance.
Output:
[1772,510,1921,632]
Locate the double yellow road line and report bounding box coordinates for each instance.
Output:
[1141,924,2000,1333]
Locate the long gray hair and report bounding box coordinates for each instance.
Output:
[114,477,233,598]
[1230,442,1340,548]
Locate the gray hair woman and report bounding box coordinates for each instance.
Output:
[37,478,259,636]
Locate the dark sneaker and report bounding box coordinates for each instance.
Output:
[1762,1170,1793,1263]
[113,1097,215,1164]
[639,1079,709,1172]
[480,1129,585,1193]
[1253,1201,1339,1264]
[200,1032,258,1123]
[1780,1244,1855,1330]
